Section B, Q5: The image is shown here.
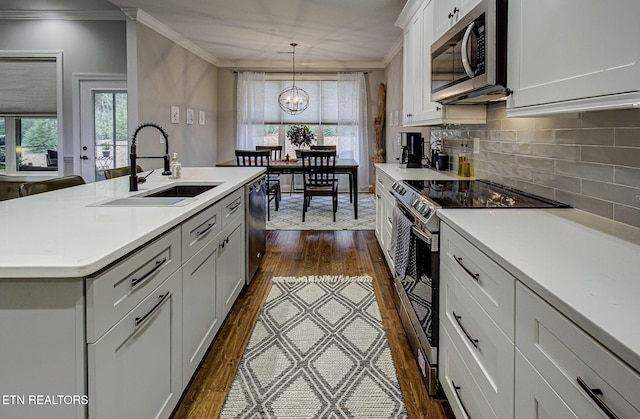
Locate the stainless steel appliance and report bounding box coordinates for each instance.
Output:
[245,175,266,284]
[400,132,423,168]
[431,0,508,104]
[390,179,569,395]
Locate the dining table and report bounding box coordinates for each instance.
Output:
[218,158,360,219]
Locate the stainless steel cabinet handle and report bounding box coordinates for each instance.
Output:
[131,257,167,288]
[196,222,215,236]
[134,292,170,329]
[453,311,479,348]
[227,201,241,213]
[577,377,619,419]
[452,380,472,419]
[453,255,479,282]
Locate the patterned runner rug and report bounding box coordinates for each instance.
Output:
[266,193,375,230]
[220,275,407,418]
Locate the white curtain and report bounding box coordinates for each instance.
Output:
[337,72,369,192]
[236,72,265,150]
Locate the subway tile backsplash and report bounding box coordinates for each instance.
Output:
[431,102,640,228]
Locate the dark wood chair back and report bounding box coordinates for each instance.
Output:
[19,175,86,197]
[256,145,283,161]
[235,149,271,167]
[300,150,337,187]
[310,145,336,151]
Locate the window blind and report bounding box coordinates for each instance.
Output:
[0,58,57,115]
[265,80,338,125]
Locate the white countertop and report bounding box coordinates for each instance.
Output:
[438,208,640,373]
[375,163,464,181]
[0,167,264,279]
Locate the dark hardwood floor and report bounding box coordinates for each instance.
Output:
[172,230,452,419]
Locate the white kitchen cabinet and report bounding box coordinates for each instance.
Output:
[217,216,245,322]
[182,228,220,384]
[397,0,486,127]
[439,221,514,418]
[434,0,482,39]
[87,269,183,419]
[507,0,640,117]
[515,282,640,419]
[375,168,396,269]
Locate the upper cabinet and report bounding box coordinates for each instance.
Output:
[397,0,486,127]
[507,0,640,117]
[434,0,483,39]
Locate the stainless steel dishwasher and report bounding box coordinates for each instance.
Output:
[245,175,266,284]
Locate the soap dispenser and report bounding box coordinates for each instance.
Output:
[169,152,182,179]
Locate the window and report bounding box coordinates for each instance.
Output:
[261,80,340,158]
[0,54,60,175]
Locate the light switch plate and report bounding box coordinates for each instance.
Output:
[199,110,205,125]
[186,108,194,125]
[170,106,179,124]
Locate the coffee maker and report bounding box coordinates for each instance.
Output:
[400,132,423,168]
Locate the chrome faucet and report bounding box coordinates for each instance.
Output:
[129,122,171,191]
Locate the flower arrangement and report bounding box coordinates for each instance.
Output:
[287,125,316,148]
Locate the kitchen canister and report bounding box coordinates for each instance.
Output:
[435,152,448,171]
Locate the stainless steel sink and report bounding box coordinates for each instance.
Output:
[89,183,220,207]
[144,184,217,198]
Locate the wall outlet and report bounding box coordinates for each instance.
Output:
[473,137,480,154]
[170,106,179,124]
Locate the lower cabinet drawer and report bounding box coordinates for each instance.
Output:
[182,203,220,263]
[440,326,497,419]
[220,188,243,228]
[87,269,183,419]
[441,266,514,418]
[516,282,640,418]
[440,222,515,340]
[86,227,181,342]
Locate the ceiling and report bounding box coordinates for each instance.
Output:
[2,0,407,69]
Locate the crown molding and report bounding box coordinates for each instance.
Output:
[124,8,220,67]
[382,36,403,67]
[0,10,126,20]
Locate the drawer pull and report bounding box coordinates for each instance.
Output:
[453,255,480,282]
[452,380,472,419]
[227,201,241,213]
[220,236,229,249]
[131,258,167,288]
[577,376,619,419]
[453,311,479,348]
[196,222,216,236]
[134,292,171,329]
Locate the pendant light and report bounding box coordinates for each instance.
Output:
[278,43,309,115]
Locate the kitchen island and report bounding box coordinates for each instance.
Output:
[0,167,265,419]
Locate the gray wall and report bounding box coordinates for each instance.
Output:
[0,19,127,174]
[134,23,218,168]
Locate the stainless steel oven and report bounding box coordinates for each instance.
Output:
[389,179,570,397]
[390,182,441,396]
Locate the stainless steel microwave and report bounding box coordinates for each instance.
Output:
[431,0,508,104]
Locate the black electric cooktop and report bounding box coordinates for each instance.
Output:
[403,179,571,209]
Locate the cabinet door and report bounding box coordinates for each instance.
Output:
[434,0,483,39]
[182,238,220,383]
[507,0,640,115]
[403,11,424,126]
[217,217,245,321]
[88,270,182,419]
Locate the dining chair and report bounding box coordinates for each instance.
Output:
[19,175,86,197]
[104,165,144,179]
[235,149,280,220]
[300,149,338,222]
[256,145,282,201]
[310,145,353,203]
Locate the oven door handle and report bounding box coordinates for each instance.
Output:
[411,225,432,245]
